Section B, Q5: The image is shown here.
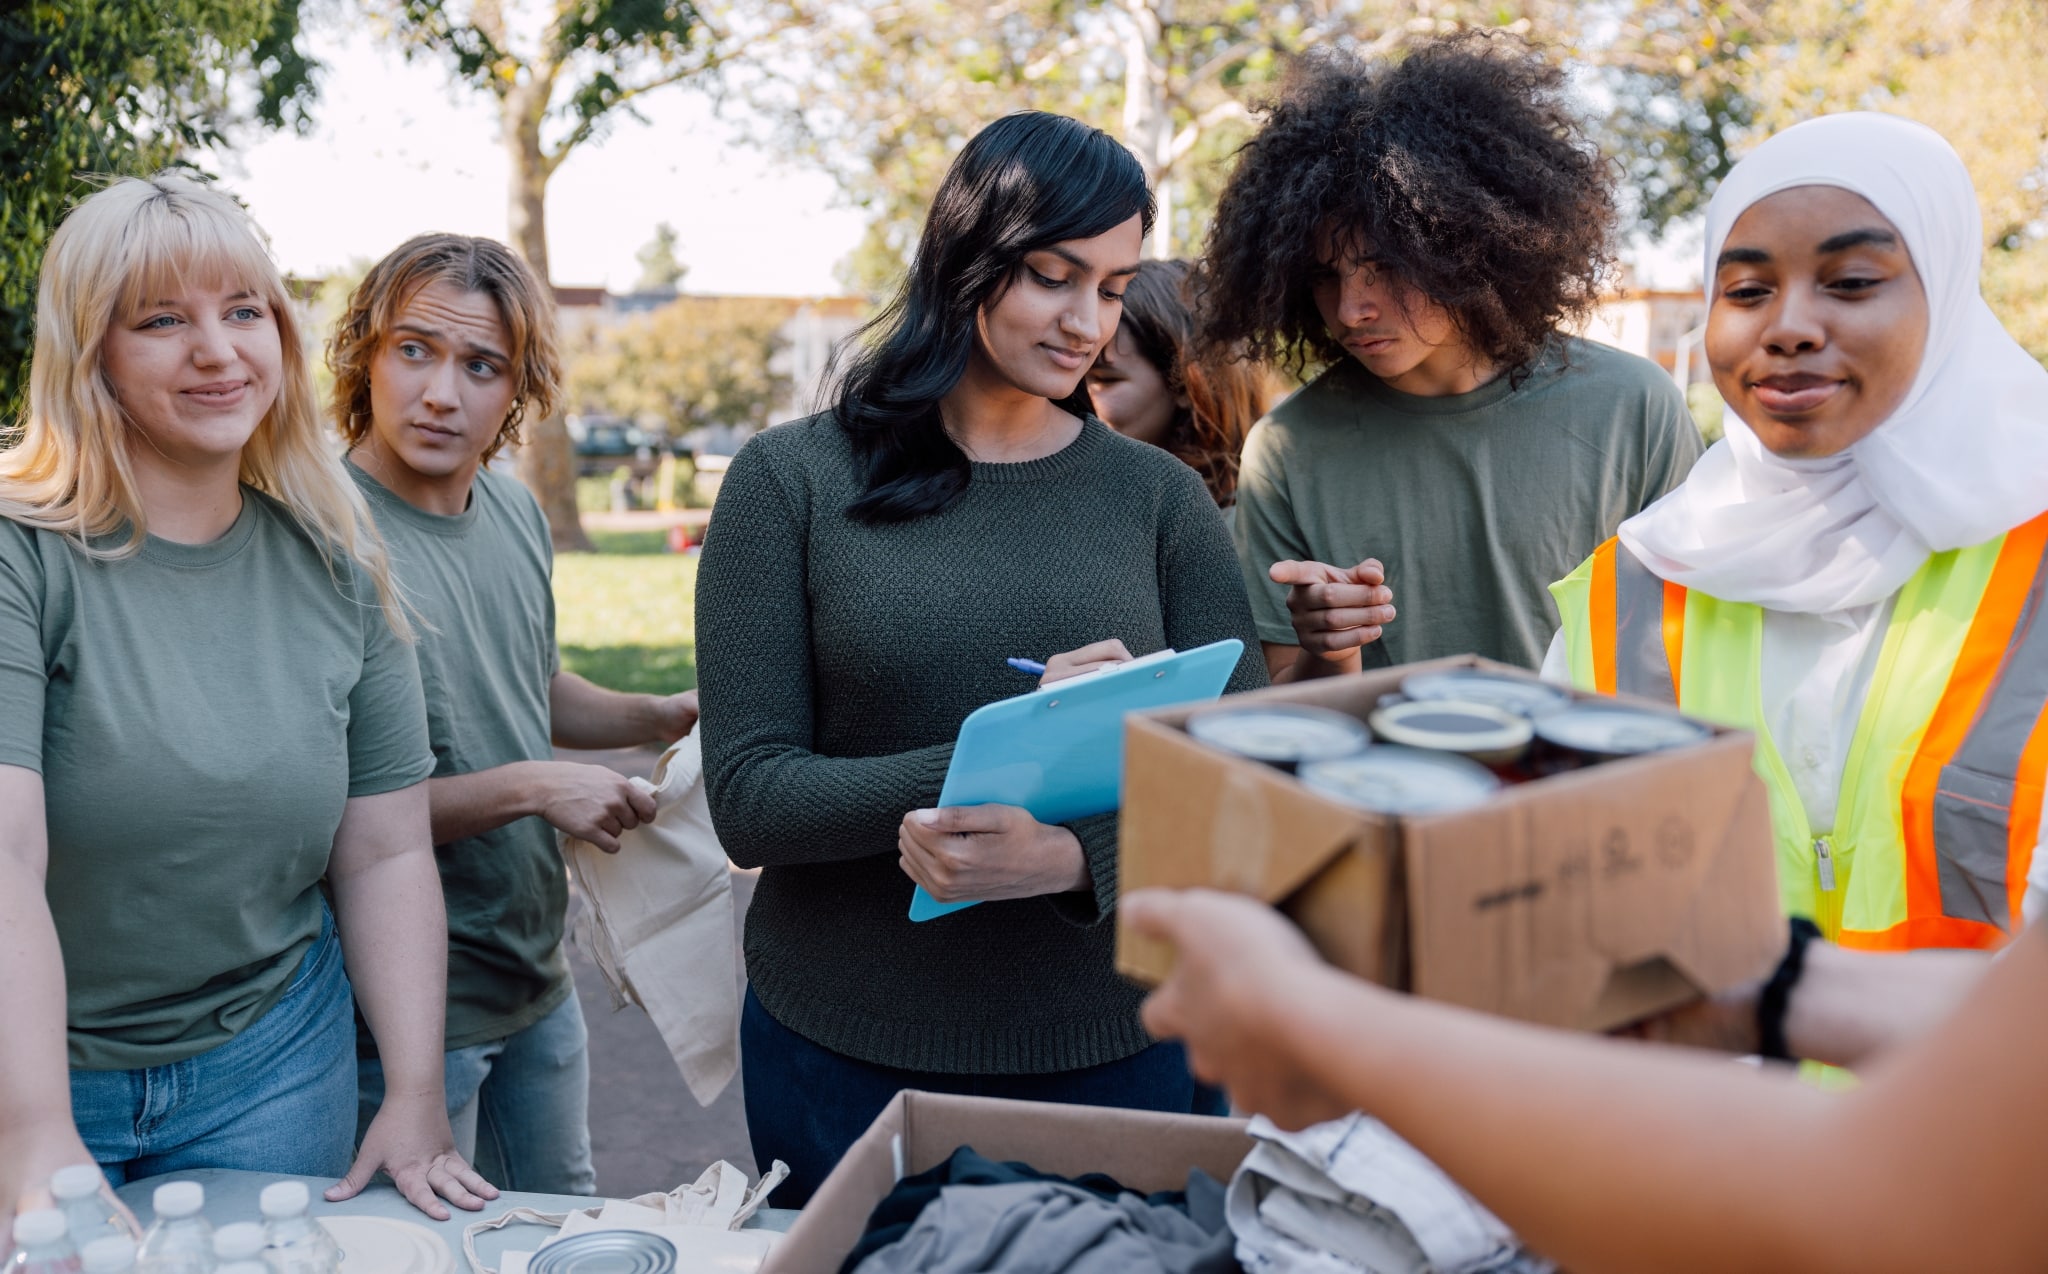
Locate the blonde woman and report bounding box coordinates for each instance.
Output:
[0,175,492,1227]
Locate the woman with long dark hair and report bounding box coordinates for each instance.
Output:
[694,112,1265,1202]
[1085,258,1276,511]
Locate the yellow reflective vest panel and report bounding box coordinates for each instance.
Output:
[1549,514,2048,951]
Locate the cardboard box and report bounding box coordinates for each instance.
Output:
[762,1091,1253,1274]
[1117,656,1783,1031]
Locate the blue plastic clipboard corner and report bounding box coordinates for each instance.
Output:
[908,638,1244,921]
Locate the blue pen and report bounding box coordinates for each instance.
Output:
[1006,657,1047,676]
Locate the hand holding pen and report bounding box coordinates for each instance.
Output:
[1011,639,1135,687]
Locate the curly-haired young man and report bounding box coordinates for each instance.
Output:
[332,234,699,1193]
[1194,35,1702,679]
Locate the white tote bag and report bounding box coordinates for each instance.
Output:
[566,729,740,1106]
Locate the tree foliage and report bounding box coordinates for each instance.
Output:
[0,0,316,420]
[564,295,792,435]
[733,0,1549,295]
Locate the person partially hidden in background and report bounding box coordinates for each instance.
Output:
[1084,258,1275,518]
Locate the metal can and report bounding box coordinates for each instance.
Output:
[1298,746,1501,815]
[1400,667,1572,719]
[1367,698,1534,770]
[1531,702,1712,774]
[1186,704,1371,772]
[527,1231,678,1274]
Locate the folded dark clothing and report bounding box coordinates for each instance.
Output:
[842,1146,1232,1273]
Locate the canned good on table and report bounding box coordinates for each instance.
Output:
[1187,704,1370,773]
[1400,667,1573,719]
[1298,745,1501,815]
[1531,702,1712,774]
[527,1231,679,1274]
[1366,698,1534,770]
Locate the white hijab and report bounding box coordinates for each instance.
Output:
[1619,113,2048,614]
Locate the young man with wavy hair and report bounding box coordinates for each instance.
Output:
[330,234,699,1193]
[1194,34,1702,680]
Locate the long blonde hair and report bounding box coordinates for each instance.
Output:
[0,173,411,638]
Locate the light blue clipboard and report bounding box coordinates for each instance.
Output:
[908,638,1245,921]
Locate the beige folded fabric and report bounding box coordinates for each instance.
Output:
[566,730,740,1106]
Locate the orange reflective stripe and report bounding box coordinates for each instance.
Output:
[1901,513,2048,934]
[2005,707,2048,928]
[1837,914,2009,953]
[1662,580,1687,703]
[1589,538,1618,696]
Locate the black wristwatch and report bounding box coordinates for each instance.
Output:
[1756,917,1823,1063]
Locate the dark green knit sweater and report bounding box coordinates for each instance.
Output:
[695,413,1266,1074]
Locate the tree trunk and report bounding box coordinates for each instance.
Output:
[1119,0,1176,258]
[503,80,594,553]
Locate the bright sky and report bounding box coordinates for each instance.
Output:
[208,9,1700,298]
[208,12,868,297]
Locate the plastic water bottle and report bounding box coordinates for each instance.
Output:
[50,1166,140,1248]
[79,1238,137,1273]
[136,1183,212,1274]
[208,1226,265,1274]
[255,1184,337,1274]
[8,1208,81,1273]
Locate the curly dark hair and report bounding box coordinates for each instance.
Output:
[1192,32,1618,384]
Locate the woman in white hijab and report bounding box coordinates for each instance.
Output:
[1083,116,2048,1274]
[1545,111,2048,956]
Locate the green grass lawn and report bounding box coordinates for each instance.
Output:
[553,530,698,695]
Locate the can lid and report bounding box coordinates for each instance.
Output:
[1536,703,1710,755]
[214,1222,265,1260]
[81,1235,138,1273]
[1369,698,1532,754]
[14,1208,66,1245]
[1300,746,1501,814]
[1187,704,1370,763]
[529,1230,679,1274]
[151,1181,204,1218]
[260,1180,311,1218]
[51,1162,104,1200]
[1401,668,1572,718]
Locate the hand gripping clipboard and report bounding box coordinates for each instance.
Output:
[908,638,1245,921]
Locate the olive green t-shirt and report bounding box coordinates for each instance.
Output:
[1235,337,1702,670]
[349,464,569,1053]
[0,490,434,1070]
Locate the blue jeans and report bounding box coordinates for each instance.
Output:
[71,908,356,1185]
[357,991,595,1196]
[742,988,1226,1207]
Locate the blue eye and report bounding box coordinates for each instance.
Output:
[229,306,264,321]
[468,361,499,377]
[140,314,181,330]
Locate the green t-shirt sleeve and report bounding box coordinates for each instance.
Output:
[1233,418,1312,647]
[1639,375,1705,508]
[0,527,45,773]
[345,567,435,798]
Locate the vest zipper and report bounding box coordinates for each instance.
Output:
[1815,836,1837,893]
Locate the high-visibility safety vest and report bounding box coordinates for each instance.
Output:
[1550,512,2048,951]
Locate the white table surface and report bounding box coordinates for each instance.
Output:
[117,1169,799,1268]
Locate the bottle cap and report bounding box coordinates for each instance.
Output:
[214,1222,265,1259]
[260,1180,312,1218]
[51,1162,105,1200]
[82,1235,139,1272]
[151,1181,205,1218]
[13,1208,66,1245]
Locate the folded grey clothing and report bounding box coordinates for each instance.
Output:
[852,1178,1240,1274]
[1228,1114,1551,1274]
